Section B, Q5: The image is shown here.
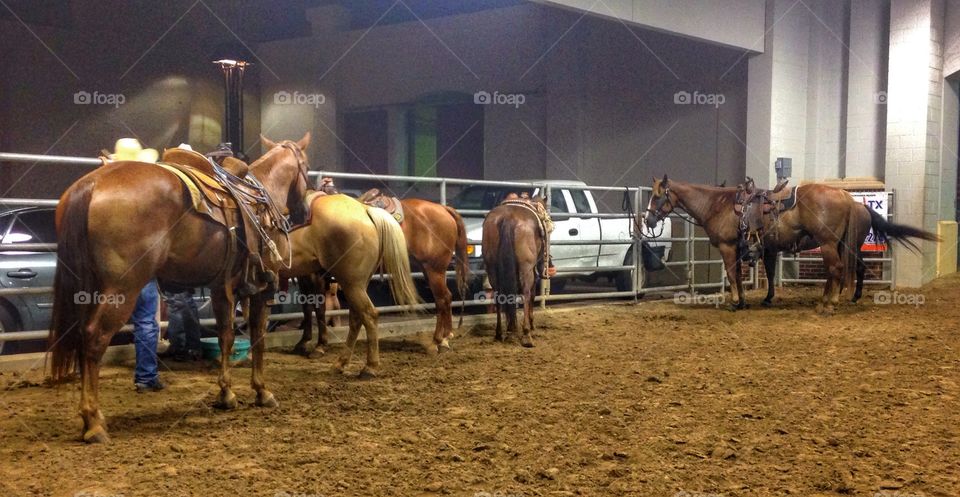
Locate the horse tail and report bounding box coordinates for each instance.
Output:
[445,205,470,328]
[49,180,98,382]
[867,207,940,253]
[366,206,421,310]
[496,219,519,299]
[840,205,861,292]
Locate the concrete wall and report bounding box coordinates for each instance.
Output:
[0,1,262,199]
[535,0,766,51]
[747,0,889,185]
[258,3,749,202]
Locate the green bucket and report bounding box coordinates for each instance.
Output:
[200,337,250,362]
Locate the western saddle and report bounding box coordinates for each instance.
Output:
[154,147,293,296]
[358,188,405,224]
[733,176,798,260]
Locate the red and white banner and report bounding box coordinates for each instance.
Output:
[850,191,889,251]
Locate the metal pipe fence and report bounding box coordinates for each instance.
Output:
[1,152,743,346]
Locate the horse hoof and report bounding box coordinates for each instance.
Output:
[727,304,739,312]
[761,300,772,307]
[358,368,378,380]
[439,338,451,351]
[214,391,238,410]
[82,426,110,444]
[255,391,279,408]
[307,347,325,360]
[520,336,535,348]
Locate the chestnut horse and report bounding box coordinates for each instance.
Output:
[644,176,938,313]
[49,134,311,443]
[482,199,547,347]
[281,194,420,376]
[295,197,469,355]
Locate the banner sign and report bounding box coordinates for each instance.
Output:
[850,191,889,251]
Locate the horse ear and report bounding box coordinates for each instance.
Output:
[297,132,311,151]
[260,135,277,150]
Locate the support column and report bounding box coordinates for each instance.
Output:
[885,0,945,287]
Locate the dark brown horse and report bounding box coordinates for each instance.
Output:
[644,176,938,313]
[49,134,311,443]
[482,199,547,347]
[295,196,469,355]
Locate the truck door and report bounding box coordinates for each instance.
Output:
[567,189,601,269]
[543,190,580,271]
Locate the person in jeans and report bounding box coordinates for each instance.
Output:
[161,289,203,361]
[132,280,165,392]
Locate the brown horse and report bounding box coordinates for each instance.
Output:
[48,134,311,443]
[644,176,938,313]
[482,199,547,347]
[296,196,469,355]
[281,194,421,376]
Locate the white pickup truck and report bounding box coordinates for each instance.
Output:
[452,180,671,291]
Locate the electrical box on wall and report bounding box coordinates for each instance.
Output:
[775,157,792,181]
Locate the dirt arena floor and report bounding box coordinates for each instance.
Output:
[2,277,959,497]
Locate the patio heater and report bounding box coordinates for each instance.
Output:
[213,49,251,160]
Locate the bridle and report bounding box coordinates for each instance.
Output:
[642,184,675,238]
[279,140,310,190]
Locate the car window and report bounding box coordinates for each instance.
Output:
[550,192,569,213]
[453,186,533,210]
[4,210,56,244]
[568,189,591,214]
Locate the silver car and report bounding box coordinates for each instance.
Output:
[0,206,57,354]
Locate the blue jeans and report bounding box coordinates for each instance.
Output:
[132,280,160,385]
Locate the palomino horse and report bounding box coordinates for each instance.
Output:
[644,175,938,313]
[281,194,420,376]
[49,134,311,443]
[482,198,548,347]
[296,193,469,355]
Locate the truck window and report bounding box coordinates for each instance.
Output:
[550,192,569,213]
[568,189,591,214]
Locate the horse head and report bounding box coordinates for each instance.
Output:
[254,133,312,225]
[645,174,678,230]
